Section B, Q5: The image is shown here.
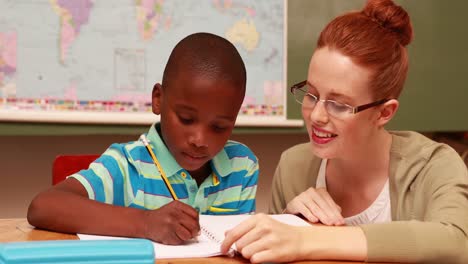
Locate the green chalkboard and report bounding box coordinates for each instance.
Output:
[287,0,468,131]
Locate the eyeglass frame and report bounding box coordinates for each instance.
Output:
[290,80,390,115]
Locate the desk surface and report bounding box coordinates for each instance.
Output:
[0,219,379,264]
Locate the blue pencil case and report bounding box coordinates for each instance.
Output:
[0,239,154,264]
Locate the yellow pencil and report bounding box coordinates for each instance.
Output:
[140,135,178,200]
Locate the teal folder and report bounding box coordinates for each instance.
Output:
[0,239,154,264]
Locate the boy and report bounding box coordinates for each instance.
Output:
[27,33,259,245]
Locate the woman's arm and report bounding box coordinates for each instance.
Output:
[221,213,366,263]
[361,150,468,263]
[268,162,286,214]
[229,147,468,263]
[268,143,321,214]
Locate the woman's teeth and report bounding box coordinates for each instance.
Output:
[313,129,335,138]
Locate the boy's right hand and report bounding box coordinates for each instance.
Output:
[144,200,200,245]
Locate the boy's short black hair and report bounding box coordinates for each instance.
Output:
[161,32,246,94]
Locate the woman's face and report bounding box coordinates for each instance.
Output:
[303,47,381,160]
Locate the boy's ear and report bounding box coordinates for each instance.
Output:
[152,83,163,115]
[376,99,399,127]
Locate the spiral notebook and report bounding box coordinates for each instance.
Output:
[78,214,311,259]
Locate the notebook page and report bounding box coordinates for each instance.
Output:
[78,214,311,259]
[199,213,311,248]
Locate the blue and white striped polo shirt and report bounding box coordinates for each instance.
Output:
[70,123,259,214]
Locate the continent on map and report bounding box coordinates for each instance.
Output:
[50,0,93,63]
[225,19,259,52]
[135,0,171,41]
[213,0,256,17]
[0,32,17,97]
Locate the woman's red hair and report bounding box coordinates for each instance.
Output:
[317,0,413,99]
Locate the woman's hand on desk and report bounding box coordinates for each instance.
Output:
[221,213,304,263]
[285,187,345,226]
[221,213,367,263]
[143,200,200,245]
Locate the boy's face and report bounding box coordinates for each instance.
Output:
[152,71,244,175]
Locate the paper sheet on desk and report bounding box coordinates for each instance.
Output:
[78,214,311,259]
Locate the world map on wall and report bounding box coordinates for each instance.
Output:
[0,0,285,119]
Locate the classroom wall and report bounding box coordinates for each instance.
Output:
[0,133,308,218]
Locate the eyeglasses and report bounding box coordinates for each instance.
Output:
[290,80,389,119]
